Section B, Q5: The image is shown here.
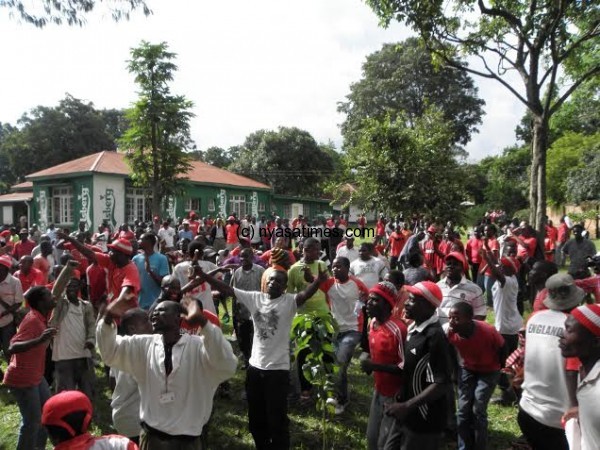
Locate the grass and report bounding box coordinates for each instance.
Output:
[0,314,523,450]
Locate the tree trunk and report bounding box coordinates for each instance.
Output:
[529,115,549,259]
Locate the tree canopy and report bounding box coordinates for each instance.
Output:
[229,127,335,198]
[1,0,151,27]
[366,0,600,232]
[338,38,484,149]
[120,41,194,217]
[0,94,124,190]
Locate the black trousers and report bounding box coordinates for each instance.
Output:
[517,408,568,450]
[246,366,290,450]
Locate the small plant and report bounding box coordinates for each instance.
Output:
[291,312,339,449]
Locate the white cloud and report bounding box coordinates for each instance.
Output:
[0,0,521,161]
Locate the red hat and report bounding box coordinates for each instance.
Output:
[369,281,398,308]
[500,256,521,273]
[427,225,437,233]
[0,254,12,269]
[227,215,236,221]
[445,251,468,274]
[571,304,600,337]
[0,230,10,238]
[42,390,92,437]
[89,245,104,253]
[405,281,443,307]
[107,238,133,256]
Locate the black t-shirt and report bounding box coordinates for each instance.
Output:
[402,318,452,433]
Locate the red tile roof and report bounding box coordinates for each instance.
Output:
[11,181,33,191]
[0,192,33,203]
[26,151,270,190]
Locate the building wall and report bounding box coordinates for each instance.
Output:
[93,174,126,230]
[177,186,270,219]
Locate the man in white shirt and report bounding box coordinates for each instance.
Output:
[437,252,486,326]
[96,290,237,449]
[200,264,328,450]
[0,254,23,363]
[110,308,153,443]
[336,236,359,263]
[350,242,388,289]
[157,221,177,252]
[560,304,600,450]
[518,273,584,450]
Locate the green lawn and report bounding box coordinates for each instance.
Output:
[0,316,523,450]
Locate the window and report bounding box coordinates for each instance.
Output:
[185,198,201,212]
[282,204,291,220]
[125,188,152,223]
[258,202,265,213]
[52,186,73,225]
[229,195,246,217]
[208,198,216,212]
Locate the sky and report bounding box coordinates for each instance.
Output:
[0,0,526,161]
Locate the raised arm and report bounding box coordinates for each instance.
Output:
[56,231,97,264]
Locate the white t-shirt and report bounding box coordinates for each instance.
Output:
[577,360,600,450]
[520,310,571,428]
[52,301,91,361]
[110,368,141,438]
[321,276,369,333]
[158,227,176,248]
[173,260,218,315]
[491,276,523,335]
[350,257,388,289]
[0,274,24,328]
[249,223,261,244]
[233,288,297,371]
[437,277,486,326]
[336,246,359,263]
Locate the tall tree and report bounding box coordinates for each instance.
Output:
[366,0,600,233]
[0,94,121,186]
[120,41,194,217]
[202,146,233,168]
[567,142,600,205]
[345,108,465,221]
[1,0,151,27]
[229,127,335,198]
[338,38,484,149]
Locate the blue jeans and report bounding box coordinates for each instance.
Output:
[10,378,50,450]
[334,330,361,403]
[457,368,500,450]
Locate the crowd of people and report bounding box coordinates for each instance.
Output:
[0,210,598,450]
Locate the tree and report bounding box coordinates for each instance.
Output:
[366,0,600,233]
[344,108,465,222]
[229,127,335,198]
[338,38,484,149]
[566,137,600,204]
[0,94,122,186]
[1,0,151,27]
[202,146,233,168]
[120,41,194,218]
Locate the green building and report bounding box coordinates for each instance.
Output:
[14,151,332,231]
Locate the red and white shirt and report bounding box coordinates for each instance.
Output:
[369,317,407,397]
[320,276,369,333]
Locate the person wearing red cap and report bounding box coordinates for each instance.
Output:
[360,281,407,450]
[58,232,140,314]
[385,281,452,450]
[447,302,505,450]
[560,304,600,450]
[42,390,138,449]
[48,261,96,401]
[437,252,486,327]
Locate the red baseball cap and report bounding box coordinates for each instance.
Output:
[42,390,92,437]
[107,238,134,256]
[405,281,443,307]
[445,251,468,274]
[0,254,12,269]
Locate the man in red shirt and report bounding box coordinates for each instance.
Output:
[14,255,45,294]
[421,225,445,280]
[513,223,537,261]
[465,227,483,282]
[386,225,406,271]
[556,216,570,267]
[188,212,202,238]
[13,229,36,260]
[448,302,505,450]
[3,263,74,450]
[225,215,240,251]
[360,281,407,450]
[58,233,140,313]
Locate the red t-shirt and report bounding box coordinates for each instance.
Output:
[369,317,407,397]
[466,237,483,264]
[388,232,406,257]
[188,220,201,237]
[546,225,558,243]
[33,255,51,283]
[517,236,537,259]
[422,240,444,275]
[544,238,555,262]
[62,242,90,274]
[376,222,386,237]
[447,321,505,373]
[96,253,140,306]
[86,263,108,306]
[13,239,36,260]
[479,238,500,276]
[13,268,44,293]
[226,223,239,245]
[3,309,49,387]
[557,223,570,244]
